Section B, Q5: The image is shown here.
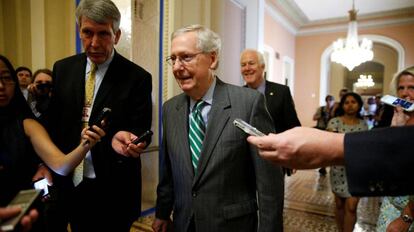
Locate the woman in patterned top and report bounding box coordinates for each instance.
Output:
[326,92,368,232]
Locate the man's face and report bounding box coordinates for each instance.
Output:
[17,70,32,88]
[326,97,335,107]
[79,16,120,65]
[169,32,217,98]
[240,51,265,88]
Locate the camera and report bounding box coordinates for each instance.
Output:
[36,82,53,91]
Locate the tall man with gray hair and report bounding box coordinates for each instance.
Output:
[152,25,284,232]
[46,0,152,231]
[240,49,301,176]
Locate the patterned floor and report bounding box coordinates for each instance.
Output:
[284,169,380,231]
[131,169,381,232]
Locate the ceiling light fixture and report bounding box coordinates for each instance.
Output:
[355,74,375,88]
[330,0,374,71]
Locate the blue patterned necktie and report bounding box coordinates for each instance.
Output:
[189,101,206,172]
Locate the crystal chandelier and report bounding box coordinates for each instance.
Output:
[330,0,374,71]
[355,74,375,88]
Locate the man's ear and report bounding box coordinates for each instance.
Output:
[114,29,121,45]
[209,51,219,70]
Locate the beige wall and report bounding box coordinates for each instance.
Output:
[0,0,3,52]
[44,0,76,68]
[0,0,32,68]
[295,23,414,127]
[132,0,160,211]
[0,0,75,70]
[264,12,295,85]
[366,24,414,66]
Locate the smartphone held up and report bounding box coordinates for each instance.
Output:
[381,95,414,112]
[233,118,265,136]
[131,130,153,145]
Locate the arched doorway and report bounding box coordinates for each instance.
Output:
[319,35,405,105]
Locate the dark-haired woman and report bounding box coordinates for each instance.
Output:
[0,55,105,208]
[326,92,368,232]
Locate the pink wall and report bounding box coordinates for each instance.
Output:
[295,24,414,126]
[264,13,296,85]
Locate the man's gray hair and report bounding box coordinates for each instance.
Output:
[75,0,121,32]
[242,49,266,66]
[172,24,221,56]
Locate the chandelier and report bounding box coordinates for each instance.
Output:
[355,74,375,88]
[330,0,374,71]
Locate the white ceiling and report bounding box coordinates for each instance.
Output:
[290,0,414,21]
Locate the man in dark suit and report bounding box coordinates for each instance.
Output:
[240,49,301,133]
[240,49,300,176]
[247,126,414,196]
[152,25,284,232]
[46,0,152,231]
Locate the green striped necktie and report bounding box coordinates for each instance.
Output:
[189,101,206,172]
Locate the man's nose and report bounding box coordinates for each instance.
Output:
[172,60,185,70]
[91,34,100,47]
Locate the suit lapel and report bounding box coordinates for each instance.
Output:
[175,95,195,177]
[193,79,231,185]
[74,55,88,114]
[264,81,274,102]
[91,53,118,117]
[264,81,277,113]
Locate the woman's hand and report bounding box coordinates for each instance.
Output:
[391,106,410,126]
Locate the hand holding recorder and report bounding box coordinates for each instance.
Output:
[82,108,110,146]
[111,130,153,158]
[0,190,41,232]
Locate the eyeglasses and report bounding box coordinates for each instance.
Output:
[0,75,15,85]
[166,52,203,66]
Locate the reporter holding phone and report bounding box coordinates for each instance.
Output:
[0,55,105,231]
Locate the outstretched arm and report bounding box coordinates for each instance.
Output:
[24,118,105,176]
[247,127,344,169]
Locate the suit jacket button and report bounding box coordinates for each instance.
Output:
[192,192,197,197]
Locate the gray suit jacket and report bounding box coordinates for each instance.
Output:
[156,78,284,232]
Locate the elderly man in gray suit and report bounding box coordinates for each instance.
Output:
[152,24,284,232]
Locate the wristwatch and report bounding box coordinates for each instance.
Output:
[401,214,414,223]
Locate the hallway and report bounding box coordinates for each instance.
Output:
[131,169,381,231]
[283,170,379,231]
